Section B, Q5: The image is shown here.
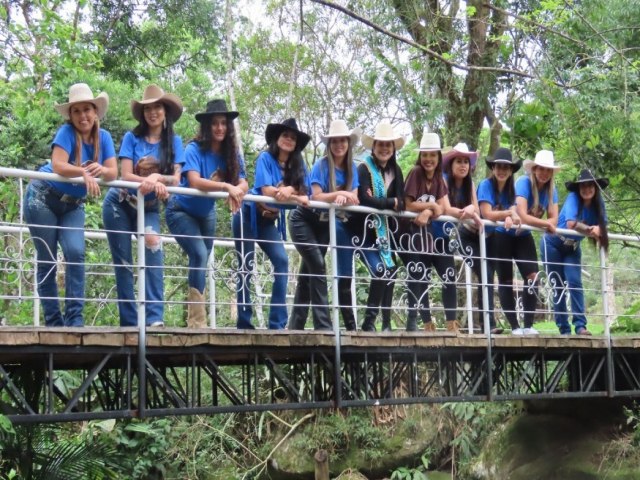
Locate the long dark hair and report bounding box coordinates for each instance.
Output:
[267,132,307,194]
[489,166,516,209]
[193,115,240,185]
[414,149,445,189]
[579,188,609,252]
[445,156,473,207]
[132,109,175,175]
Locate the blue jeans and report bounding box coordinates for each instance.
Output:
[233,207,289,329]
[103,188,163,327]
[335,220,355,278]
[541,235,586,334]
[166,196,216,294]
[23,181,85,327]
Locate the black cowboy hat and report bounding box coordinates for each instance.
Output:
[265,118,311,151]
[485,147,522,173]
[194,99,239,123]
[565,169,609,192]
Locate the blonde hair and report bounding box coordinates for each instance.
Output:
[72,117,101,166]
[327,137,353,191]
[528,166,555,216]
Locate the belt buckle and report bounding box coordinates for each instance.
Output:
[318,211,329,222]
[59,193,81,205]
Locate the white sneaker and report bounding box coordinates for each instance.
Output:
[523,327,539,335]
[511,328,525,335]
[149,321,164,327]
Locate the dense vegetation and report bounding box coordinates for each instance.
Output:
[1,0,640,478]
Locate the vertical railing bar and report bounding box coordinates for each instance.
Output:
[600,246,614,397]
[329,206,342,408]
[208,246,216,328]
[464,261,473,332]
[136,189,147,417]
[478,226,493,401]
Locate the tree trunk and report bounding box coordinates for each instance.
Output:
[314,449,329,480]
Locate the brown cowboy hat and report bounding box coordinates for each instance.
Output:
[131,84,183,123]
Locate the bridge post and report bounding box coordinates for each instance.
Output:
[328,206,342,408]
[478,227,493,401]
[136,189,147,417]
[600,247,614,397]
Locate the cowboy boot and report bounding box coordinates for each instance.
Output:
[187,287,207,328]
[423,321,436,332]
[446,320,460,334]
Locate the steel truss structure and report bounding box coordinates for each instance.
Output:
[1,332,640,424]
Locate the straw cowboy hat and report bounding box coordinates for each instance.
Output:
[54,83,109,120]
[320,119,361,145]
[523,149,562,173]
[442,142,478,169]
[265,118,311,151]
[485,147,521,173]
[565,169,610,192]
[194,99,239,123]
[131,84,183,122]
[415,131,441,152]
[362,121,405,150]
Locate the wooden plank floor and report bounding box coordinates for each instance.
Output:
[0,326,623,349]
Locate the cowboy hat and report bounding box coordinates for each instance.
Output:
[194,99,239,123]
[485,147,521,173]
[362,121,405,150]
[415,131,441,152]
[265,118,311,151]
[54,83,109,120]
[131,84,183,122]
[442,142,478,169]
[565,169,609,192]
[523,149,562,173]
[320,119,361,145]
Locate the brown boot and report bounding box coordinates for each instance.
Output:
[446,320,460,334]
[423,321,436,333]
[187,287,207,328]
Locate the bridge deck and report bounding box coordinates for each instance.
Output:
[1,328,639,423]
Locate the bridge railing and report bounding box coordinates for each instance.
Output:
[0,166,638,339]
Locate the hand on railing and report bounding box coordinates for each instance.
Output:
[225,183,246,214]
[334,191,359,206]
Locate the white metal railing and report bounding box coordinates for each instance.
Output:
[0,166,639,340]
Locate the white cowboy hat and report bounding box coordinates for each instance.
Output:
[131,84,183,122]
[415,131,441,152]
[523,149,562,173]
[442,142,478,169]
[54,83,109,120]
[362,121,405,150]
[321,119,361,145]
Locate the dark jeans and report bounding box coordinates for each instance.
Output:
[492,232,539,329]
[23,181,86,327]
[233,206,289,330]
[288,208,331,330]
[103,188,164,326]
[541,235,587,334]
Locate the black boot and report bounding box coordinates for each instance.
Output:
[361,278,385,331]
[406,311,418,332]
[338,278,356,331]
[381,282,394,331]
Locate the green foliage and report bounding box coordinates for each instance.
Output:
[391,451,432,480]
[612,301,640,334]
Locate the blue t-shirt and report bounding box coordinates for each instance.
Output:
[477,177,516,236]
[174,142,247,218]
[40,123,116,198]
[515,175,558,217]
[119,131,184,200]
[310,157,359,193]
[557,191,607,241]
[250,150,308,209]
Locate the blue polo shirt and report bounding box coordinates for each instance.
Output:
[119,131,184,200]
[477,178,516,236]
[174,142,246,218]
[310,157,359,192]
[40,123,116,198]
[515,175,558,217]
[558,191,607,241]
[250,150,308,208]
